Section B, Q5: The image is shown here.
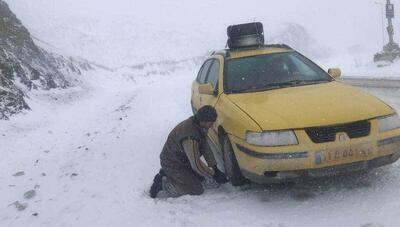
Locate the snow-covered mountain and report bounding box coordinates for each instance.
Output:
[0,0,91,119]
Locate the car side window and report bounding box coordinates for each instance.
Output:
[206,59,220,89]
[197,60,213,84]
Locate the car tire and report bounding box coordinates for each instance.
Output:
[222,134,249,186]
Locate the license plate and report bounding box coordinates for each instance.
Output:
[315,143,374,165]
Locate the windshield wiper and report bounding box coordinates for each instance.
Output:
[228,81,300,93]
[227,80,331,94]
[227,84,284,94]
[262,82,296,88]
[283,79,331,86]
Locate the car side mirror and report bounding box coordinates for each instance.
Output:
[328,68,341,79]
[198,83,214,95]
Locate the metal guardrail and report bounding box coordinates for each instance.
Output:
[340,77,400,88]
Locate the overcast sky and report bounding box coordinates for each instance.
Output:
[5,0,398,67]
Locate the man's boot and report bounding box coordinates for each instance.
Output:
[149,169,165,198]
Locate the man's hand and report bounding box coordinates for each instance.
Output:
[212,166,228,184]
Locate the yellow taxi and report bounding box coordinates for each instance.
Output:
[191,22,400,185]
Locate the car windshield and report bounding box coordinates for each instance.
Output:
[224,51,333,93]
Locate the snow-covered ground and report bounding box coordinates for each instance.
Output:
[1,61,400,227]
[2,0,400,226]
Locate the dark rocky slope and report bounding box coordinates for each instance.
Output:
[0,0,91,119]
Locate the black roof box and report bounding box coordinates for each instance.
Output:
[227,22,264,49]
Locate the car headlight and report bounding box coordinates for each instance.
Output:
[378,113,400,132]
[245,130,298,146]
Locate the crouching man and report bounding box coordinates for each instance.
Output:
[149,105,228,198]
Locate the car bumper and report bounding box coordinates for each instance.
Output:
[229,128,400,184]
[240,152,400,183]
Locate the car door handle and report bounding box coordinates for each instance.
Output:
[200,97,203,102]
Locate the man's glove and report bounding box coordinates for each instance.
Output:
[212,166,228,184]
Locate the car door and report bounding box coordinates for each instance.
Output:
[191,59,213,112]
[200,57,222,146]
[200,58,220,107]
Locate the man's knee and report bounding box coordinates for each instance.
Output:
[162,175,204,197]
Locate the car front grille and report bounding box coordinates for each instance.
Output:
[305,120,371,143]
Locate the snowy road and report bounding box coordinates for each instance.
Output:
[1,65,400,227]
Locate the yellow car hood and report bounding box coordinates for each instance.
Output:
[227,81,394,130]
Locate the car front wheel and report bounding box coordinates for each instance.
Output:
[222,134,249,186]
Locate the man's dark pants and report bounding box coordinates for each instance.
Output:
[161,165,205,197]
